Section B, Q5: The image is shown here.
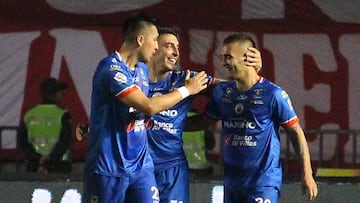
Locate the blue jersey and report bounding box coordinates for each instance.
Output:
[205,77,299,190]
[147,71,214,168]
[85,52,153,176]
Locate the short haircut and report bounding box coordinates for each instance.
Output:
[223,33,256,48]
[122,12,159,42]
[158,27,180,40]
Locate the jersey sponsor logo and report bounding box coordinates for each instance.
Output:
[225,134,257,147]
[109,64,121,71]
[223,120,256,129]
[126,119,145,132]
[237,95,247,100]
[152,87,164,91]
[114,72,127,83]
[152,120,177,134]
[251,100,264,105]
[158,109,178,117]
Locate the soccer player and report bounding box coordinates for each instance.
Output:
[147,28,262,203]
[82,13,209,203]
[204,33,318,203]
[78,28,262,203]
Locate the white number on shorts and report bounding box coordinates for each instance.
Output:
[255,197,271,203]
[151,186,160,202]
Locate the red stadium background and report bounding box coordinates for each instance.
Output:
[1,1,360,171]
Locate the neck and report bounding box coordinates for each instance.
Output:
[118,44,138,70]
[235,74,260,91]
[148,63,170,82]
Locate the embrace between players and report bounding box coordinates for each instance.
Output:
[79,13,317,203]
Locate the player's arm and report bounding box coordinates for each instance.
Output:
[122,70,208,116]
[284,123,318,201]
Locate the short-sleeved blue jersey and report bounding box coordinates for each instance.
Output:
[147,71,214,168]
[85,51,153,176]
[205,77,299,190]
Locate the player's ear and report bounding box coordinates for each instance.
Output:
[136,35,145,47]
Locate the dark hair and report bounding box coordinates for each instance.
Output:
[223,33,256,48]
[158,27,179,40]
[122,12,159,42]
[40,77,68,98]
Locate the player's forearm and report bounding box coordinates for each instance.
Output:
[287,124,314,176]
[121,87,186,116]
[145,90,185,115]
[298,142,314,176]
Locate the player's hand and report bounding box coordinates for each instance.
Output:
[184,70,208,95]
[76,123,89,141]
[301,174,318,201]
[245,47,262,73]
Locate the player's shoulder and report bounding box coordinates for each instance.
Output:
[97,53,120,70]
[136,61,148,69]
[210,80,235,96]
[259,77,289,99]
[169,70,187,84]
[258,77,283,92]
[214,80,234,89]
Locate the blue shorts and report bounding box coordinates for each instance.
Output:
[155,161,189,203]
[82,168,159,203]
[224,185,280,203]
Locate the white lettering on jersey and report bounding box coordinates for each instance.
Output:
[152,120,177,134]
[231,135,257,146]
[134,120,145,132]
[158,109,178,117]
[223,120,256,129]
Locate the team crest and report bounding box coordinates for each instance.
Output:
[235,103,244,114]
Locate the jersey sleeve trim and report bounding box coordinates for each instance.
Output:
[116,85,139,99]
[280,116,299,128]
[209,77,216,86]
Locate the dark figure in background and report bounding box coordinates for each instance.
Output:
[18,77,72,173]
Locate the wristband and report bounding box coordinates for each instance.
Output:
[177,86,190,99]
